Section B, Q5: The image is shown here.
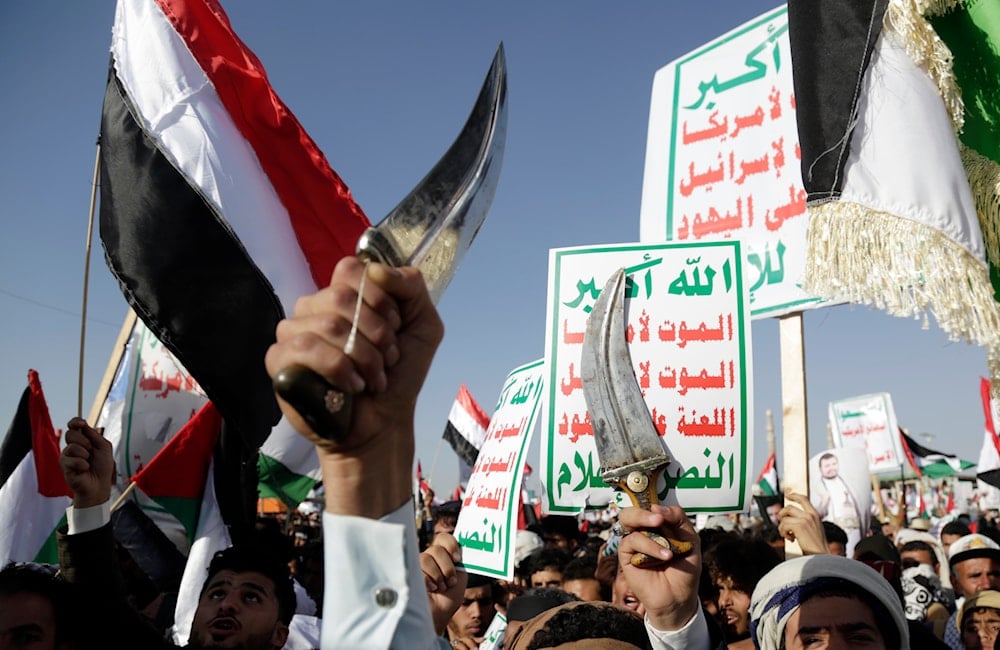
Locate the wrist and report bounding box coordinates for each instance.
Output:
[647,600,699,632]
[318,434,413,518]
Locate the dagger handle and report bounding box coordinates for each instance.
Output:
[272,365,354,443]
[618,467,693,566]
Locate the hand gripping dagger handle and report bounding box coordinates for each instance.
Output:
[273,365,354,443]
[271,45,506,444]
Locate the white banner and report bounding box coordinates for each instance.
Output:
[455,360,545,580]
[828,392,904,475]
[541,241,753,514]
[639,4,825,318]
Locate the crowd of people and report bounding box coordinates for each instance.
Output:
[6,257,1000,649]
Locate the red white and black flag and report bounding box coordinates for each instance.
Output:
[100,0,368,450]
[978,377,1000,489]
[100,0,369,535]
[442,384,490,478]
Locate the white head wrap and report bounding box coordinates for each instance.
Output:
[749,554,909,649]
[894,529,951,589]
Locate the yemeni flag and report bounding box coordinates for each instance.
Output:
[978,377,1000,488]
[899,428,974,478]
[0,370,72,565]
[755,451,779,496]
[130,401,222,544]
[442,385,490,485]
[789,0,1000,384]
[100,0,369,533]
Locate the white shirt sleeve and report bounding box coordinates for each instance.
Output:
[321,502,437,649]
[66,500,111,534]
[644,604,711,650]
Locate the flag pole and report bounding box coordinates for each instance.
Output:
[86,308,136,425]
[110,481,138,512]
[779,312,809,558]
[428,435,445,492]
[78,142,102,416]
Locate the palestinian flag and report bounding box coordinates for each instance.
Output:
[100,0,369,530]
[257,422,321,511]
[788,0,1000,386]
[978,376,1000,488]
[899,428,974,479]
[130,401,222,544]
[755,451,779,496]
[171,459,231,646]
[442,384,490,478]
[0,370,72,565]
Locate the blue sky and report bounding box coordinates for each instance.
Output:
[0,2,990,495]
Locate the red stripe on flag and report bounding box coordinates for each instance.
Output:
[982,377,1000,460]
[899,427,923,478]
[27,371,71,498]
[131,402,222,499]
[456,384,491,431]
[154,0,370,288]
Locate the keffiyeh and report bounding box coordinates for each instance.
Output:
[749,555,909,649]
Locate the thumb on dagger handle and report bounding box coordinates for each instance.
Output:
[619,468,692,567]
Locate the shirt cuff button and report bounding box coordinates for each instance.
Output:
[374,588,398,608]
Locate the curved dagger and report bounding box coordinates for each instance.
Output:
[580,268,691,563]
[274,44,508,442]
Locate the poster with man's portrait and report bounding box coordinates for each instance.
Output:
[809,447,871,557]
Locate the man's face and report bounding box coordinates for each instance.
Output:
[953,558,1000,598]
[612,569,644,616]
[0,593,61,650]
[941,533,964,556]
[783,595,885,649]
[900,548,936,571]
[562,578,602,601]
[827,541,847,557]
[715,578,751,639]
[530,567,563,589]
[819,456,839,479]
[962,607,1000,650]
[447,585,495,642]
[766,503,782,525]
[434,516,458,536]
[189,570,288,650]
[542,532,574,551]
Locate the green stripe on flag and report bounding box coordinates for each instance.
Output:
[258,454,319,510]
[151,496,200,545]
[32,514,67,565]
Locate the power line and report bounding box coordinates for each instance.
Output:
[0,286,120,328]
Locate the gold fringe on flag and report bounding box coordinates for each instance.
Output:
[804,203,1000,394]
[962,145,1000,271]
[884,0,964,133]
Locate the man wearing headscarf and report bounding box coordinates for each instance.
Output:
[749,554,910,649]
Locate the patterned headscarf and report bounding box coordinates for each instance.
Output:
[901,563,954,621]
[749,555,909,649]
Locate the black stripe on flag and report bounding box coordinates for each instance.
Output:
[0,386,31,488]
[443,421,480,468]
[99,68,282,446]
[788,0,889,202]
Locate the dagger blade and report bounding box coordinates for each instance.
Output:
[274,45,508,442]
[580,268,670,485]
[356,43,507,303]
